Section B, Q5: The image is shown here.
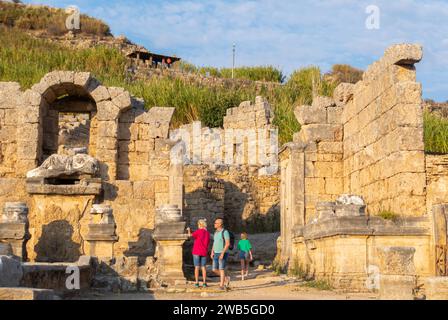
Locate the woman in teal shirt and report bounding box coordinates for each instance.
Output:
[237,232,253,280]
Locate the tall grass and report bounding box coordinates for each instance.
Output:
[0,27,337,144]
[178,61,285,83]
[424,111,448,154]
[0,1,110,36]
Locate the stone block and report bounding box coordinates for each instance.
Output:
[96,101,120,121]
[377,246,416,275]
[425,277,448,300]
[98,121,118,138]
[333,83,355,107]
[133,181,154,199]
[327,107,343,124]
[383,43,423,66]
[379,274,415,300]
[90,85,111,102]
[112,91,132,110]
[299,124,341,142]
[312,96,336,109]
[294,105,326,125]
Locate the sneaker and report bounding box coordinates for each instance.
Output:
[225,276,231,288]
[218,286,226,291]
[202,283,208,288]
[194,283,200,288]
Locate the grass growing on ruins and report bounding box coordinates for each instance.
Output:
[272,259,288,275]
[288,259,308,279]
[300,279,333,291]
[424,111,448,154]
[377,210,399,222]
[0,26,339,144]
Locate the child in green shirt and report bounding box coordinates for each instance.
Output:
[237,232,253,280]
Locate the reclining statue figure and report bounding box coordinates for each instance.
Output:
[26,153,100,179]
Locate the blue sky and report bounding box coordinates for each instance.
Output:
[24,0,448,101]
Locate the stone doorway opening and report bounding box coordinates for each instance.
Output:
[41,95,97,163]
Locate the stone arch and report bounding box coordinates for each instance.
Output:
[17,71,133,180]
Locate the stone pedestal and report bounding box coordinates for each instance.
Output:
[0,202,29,260]
[377,246,416,300]
[85,204,118,259]
[153,204,188,285]
[425,277,448,300]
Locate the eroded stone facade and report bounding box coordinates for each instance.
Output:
[0,71,177,272]
[278,44,447,294]
[171,97,280,233]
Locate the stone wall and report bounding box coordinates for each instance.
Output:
[0,71,176,263]
[172,97,280,233]
[342,44,426,216]
[426,154,448,213]
[183,165,225,232]
[278,44,438,292]
[58,112,90,154]
[292,96,344,222]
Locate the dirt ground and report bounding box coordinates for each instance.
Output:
[78,268,378,301]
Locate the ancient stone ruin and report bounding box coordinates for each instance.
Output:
[277,43,448,299]
[2,43,448,300]
[0,70,280,298]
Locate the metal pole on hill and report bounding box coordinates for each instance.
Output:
[232,43,236,79]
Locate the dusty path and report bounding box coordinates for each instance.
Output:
[79,269,377,300]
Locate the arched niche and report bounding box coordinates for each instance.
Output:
[18,71,133,181]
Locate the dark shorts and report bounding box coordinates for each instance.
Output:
[212,252,229,270]
[239,251,250,260]
[193,255,207,267]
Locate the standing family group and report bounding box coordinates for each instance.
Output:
[187,218,254,290]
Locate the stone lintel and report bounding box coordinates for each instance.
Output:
[0,223,27,240]
[86,224,117,241]
[154,221,187,238]
[26,182,102,195]
[153,235,189,242]
[293,216,429,241]
[85,235,118,242]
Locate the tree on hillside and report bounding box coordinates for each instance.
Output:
[325,64,363,84]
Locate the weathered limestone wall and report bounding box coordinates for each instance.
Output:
[183,165,225,232]
[172,97,280,233]
[278,44,436,292]
[0,71,176,263]
[292,96,344,223]
[58,112,90,153]
[0,82,21,178]
[342,44,426,216]
[291,234,432,292]
[183,164,279,233]
[426,155,448,213]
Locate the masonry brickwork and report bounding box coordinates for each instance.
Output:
[278,44,445,294]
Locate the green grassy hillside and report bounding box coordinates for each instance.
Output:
[0,26,338,144]
[0,1,110,36]
[0,2,444,152]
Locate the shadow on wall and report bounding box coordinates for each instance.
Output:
[124,228,156,262]
[223,182,280,234]
[183,182,280,236]
[35,220,81,263]
[244,203,280,234]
